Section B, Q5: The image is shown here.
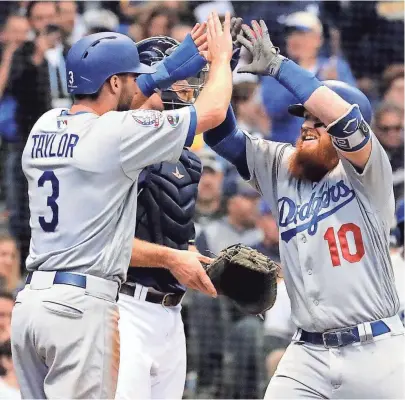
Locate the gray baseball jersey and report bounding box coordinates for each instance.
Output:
[244,129,399,332]
[22,106,194,284]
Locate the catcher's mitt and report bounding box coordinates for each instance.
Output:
[204,244,279,315]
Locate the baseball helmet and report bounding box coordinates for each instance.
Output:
[288,80,373,125]
[136,36,208,110]
[66,32,156,95]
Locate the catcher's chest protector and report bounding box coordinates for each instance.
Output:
[135,148,201,250]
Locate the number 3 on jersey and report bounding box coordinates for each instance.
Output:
[38,171,59,232]
[324,223,365,267]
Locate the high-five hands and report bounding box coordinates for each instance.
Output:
[205,11,233,64]
[236,20,286,76]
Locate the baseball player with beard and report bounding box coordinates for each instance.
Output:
[204,19,405,399]
[11,12,233,399]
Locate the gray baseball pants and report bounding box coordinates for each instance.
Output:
[11,271,120,399]
[265,315,405,399]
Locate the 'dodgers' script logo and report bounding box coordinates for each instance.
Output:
[278,180,355,243]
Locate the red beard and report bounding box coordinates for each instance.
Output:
[288,130,340,182]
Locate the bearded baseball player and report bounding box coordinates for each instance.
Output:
[204,20,405,399]
[11,12,234,399]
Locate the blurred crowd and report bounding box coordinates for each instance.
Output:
[0,0,402,398]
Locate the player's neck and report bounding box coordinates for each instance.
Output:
[70,101,113,116]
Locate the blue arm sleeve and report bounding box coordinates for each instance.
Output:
[203,105,250,179]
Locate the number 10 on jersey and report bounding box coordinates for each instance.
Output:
[323,223,365,267]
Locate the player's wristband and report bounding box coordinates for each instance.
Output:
[326,104,371,152]
[137,34,206,98]
[277,59,323,105]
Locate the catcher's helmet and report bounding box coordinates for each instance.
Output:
[136,36,208,110]
[288,80,373,125]
[66,32,156,95]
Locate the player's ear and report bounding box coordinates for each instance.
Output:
[108,75,121,94]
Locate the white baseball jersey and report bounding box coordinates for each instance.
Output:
[245,129,399,332]
[22,106,195,283]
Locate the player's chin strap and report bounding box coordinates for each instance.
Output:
[202,248,266,321]
[326,104,371,152]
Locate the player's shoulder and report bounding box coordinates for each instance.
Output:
[245,132,294,152]
[30,108,68,133]
[102,109,165,129]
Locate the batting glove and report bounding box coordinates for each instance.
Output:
[237,20,286,77]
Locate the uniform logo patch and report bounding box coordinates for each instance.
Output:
[166,112,180,127]
[172,166,184,179]
[131,110,163,127]
[342,117,360,134]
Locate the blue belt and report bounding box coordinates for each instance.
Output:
[26,271,87,289]
[300,320,390,348]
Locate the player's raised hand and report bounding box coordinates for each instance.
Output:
[168,249,217,297]
[206,11,233,64]
[230,16,243,71]
[191,22,208,52]
[237,19,286,76]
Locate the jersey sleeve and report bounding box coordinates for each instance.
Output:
[119,106,196,179]
[339,129,395,216]
[245,132,292,213]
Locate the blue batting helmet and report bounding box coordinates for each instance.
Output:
[66,32,156,95]
[288,80,373,125]
[136,36,208,110]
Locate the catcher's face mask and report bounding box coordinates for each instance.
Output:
[160,64,209,110]
[148,44,208,110]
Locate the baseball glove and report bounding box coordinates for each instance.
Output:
[204,244,280,315]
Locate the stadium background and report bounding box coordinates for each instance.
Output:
[0,0,402,398]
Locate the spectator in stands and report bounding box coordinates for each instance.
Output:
[0,235,20,294]
[170,22,193,43]
[373,102,404,199]
[57,1,86,46]
[194,149,225,228]
[119,1,189,25]
[381,64,404,111]
[337,1,404,82]
[260,11,356,144]
[82,8,119,35]
[232,82,269,137]
[0,291,13,344]
[0,15,29,271]
[0,340,20,399]
[7,1,58,270]
[141,8,178,40]
[0,13,29,138]
[251,201,280,263]
[196,177,262,257]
